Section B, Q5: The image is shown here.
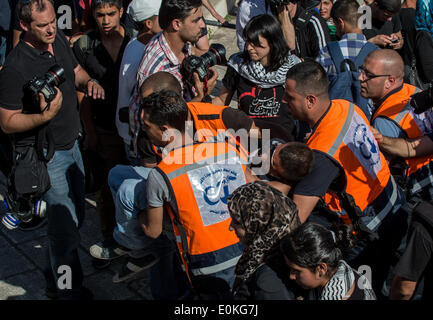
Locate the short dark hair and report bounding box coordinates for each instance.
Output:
[18,0,54,24]
[280,222,357,275]
[140,72,182,98]
[91,0,123,12]
[140,90,188,131]
[242,14,289,72]
[375,0,401,15]
[158,0,202,30]
[285,60,329,97]
[278,142,314,184]
[331,0,360,26]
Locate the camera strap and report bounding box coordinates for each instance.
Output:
[36,122,55,162]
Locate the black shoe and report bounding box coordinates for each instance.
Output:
[112,254,160,283]
[91,257,111,270]
[18,216,47,231]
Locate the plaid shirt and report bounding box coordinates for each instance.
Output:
[128,32,192,157]
[316,33,370,82]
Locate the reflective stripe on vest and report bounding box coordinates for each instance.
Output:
[307,100,391,214]
[372,84,433,196]
[158,141,246,280]
[188,102,249,157]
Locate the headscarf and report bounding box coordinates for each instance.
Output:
[415,0,433,36]
[227,180,300,281]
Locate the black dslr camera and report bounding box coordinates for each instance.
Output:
[182,43,227,83]
[25,65,65,103]
[410,82,433,114]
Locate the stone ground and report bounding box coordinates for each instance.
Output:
[0,17,238,301]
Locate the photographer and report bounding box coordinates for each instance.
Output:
[0,0,104,300]
[236,0,330,59]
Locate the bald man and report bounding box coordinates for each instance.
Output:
[361,49,433,206]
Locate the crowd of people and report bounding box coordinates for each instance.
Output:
[0,0,433,301]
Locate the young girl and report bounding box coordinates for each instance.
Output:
[213,14,301,141]
[280,222,376,300]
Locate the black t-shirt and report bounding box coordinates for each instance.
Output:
[13,0,78,37]
[0,30,80,150]
[398,8,416,66]
[393,220,433,300]
[292,150,341,197]
[223,66,296,140]
[137,106,254,165]
[72,26,135,131]
[363,15,402,40]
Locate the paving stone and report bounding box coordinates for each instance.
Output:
[0,222,48,245]
[125,271,153,300]
[0,244,35,279]
[83,270,137,300]
[0,270,48,300]
[19,237,49,270]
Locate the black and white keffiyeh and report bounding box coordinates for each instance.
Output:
[227,52,301,89]
[308,260,376,300]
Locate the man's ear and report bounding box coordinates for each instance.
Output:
[145,19,153,30]
[171,18,182,31]
[20,20,29,33]
[119,7,124,18]
[317,263,328,277]
[305,94,317,109]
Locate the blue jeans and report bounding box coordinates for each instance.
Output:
[43,141,86,299]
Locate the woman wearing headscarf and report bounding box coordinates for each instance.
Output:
[227,180,301,300]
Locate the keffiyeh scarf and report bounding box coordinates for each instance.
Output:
[227,181,300,282]
[308,260,376,300]
[227,52,301,89]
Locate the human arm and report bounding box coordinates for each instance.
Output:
[201,0,227,24]
[0,88,63,134]
[389,31,404,50]
[372,127,433,158]
[292,194,321,223]
[367,34,394,47]
[389,276,417,300]
[212,65,237,106]
[139,206,164,239]
[73,64,105,99]
[276,5,296,51]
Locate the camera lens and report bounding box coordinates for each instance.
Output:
[46,65,65,87]
[201,44,227,70]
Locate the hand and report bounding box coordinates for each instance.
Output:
[40,87,62,121]
[389,33,403,50]
[87,79,105,100]
[371,127,383,144]
[368,34,394,47]
[192,67,218,100]
[214,13,227,25]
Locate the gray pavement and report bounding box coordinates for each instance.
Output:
[0,17,238,301]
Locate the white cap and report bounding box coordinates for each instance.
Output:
[127,0,162,22]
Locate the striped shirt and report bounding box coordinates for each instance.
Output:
[316,33,371,82]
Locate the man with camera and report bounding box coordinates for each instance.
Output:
[236,0,330,59]
[360,49,433,207]
[0,0,104,300]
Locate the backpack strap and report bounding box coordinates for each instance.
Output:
[327,41,356,73]
[354,42,377,68]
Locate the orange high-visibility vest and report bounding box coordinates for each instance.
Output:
[187,102,249,157]
[371,84,433,197]
[307,100,395,229]
[156,140,247,284]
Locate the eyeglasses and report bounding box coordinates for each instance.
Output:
[358,66,390,81]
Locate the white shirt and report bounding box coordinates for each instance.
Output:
[116,36,146,145]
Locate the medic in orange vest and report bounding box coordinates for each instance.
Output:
[139,90,254,290]
[371,83,433,202]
